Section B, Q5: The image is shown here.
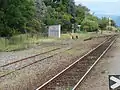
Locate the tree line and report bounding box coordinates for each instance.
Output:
[0,0,117,37]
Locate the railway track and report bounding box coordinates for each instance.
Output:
[0,35,111,69]
[0,47,61,67]
[0,36,94,78]
[0,46,72,78]
[36,35,117,90]
[0,35,112,80]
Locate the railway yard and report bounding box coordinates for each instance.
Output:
[0,0,120,90]
[0,32,119,90]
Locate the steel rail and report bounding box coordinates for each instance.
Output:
[0,47,72,78]
[36,35,116,90]
[0,48,61,67]
[72,36,116,90]
[0,35,111,68]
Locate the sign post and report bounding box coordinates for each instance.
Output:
[48,25,61,38]
[70,18,76,33]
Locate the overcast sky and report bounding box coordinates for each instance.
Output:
[75,0,120,16]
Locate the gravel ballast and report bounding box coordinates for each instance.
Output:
[0,36,111,90]
[76,35,120,90]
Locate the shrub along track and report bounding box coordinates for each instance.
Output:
[36,35,117,90]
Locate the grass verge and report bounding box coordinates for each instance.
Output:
[0,32,99,52]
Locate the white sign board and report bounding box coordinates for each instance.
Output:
[48,25,61,38]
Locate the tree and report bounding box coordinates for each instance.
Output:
[86,14,99,22]
[75,4,90,25]
[0,0,35,37]
[98,17,109,30]
[111,19,116,27]
[44,6,57,25]
[81,19,99,32]
[35,0,47,20]
[67,0,76,17]
[34,0,47,32]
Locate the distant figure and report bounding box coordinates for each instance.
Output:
[72,35,74,39]
[76,35,78,39]
[69,33,74,39]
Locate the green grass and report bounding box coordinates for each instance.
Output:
[0,32,99,52]
[60,32,98,40]
[0,34,56,52]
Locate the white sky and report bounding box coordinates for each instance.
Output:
[75,0,119,2]
[75,0,120,15]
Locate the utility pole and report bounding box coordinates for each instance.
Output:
[70,17,76,33]
[84,11,87,32]
[108,17,111,30]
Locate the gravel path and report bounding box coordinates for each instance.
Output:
[76,35,120,90]
[0,36,108,90]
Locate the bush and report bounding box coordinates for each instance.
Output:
[106,26,117,31]
[81,19,99,32]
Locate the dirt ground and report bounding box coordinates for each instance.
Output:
[76,35,120,90]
